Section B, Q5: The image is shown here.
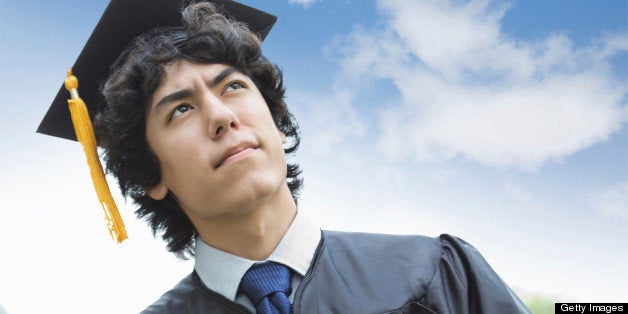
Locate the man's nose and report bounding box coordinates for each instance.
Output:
[203,93,239,140]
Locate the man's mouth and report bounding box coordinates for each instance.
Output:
[215,143,257,168]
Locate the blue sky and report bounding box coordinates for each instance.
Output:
[1,0,627,312]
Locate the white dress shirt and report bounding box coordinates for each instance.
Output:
[194,208,321,311]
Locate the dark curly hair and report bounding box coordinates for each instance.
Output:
[95,2,302,259]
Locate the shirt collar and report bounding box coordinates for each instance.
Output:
[194,207,321,301]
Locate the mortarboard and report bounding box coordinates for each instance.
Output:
[38,0,276,141]
[36,0,277,242]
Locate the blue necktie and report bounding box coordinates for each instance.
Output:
[239,262,293,314]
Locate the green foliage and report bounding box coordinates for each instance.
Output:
[524,294,556,314]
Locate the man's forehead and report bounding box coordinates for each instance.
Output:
[162,61,238,78]
[151,62,250,111]
[157,62,245,93]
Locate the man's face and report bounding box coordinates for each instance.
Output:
[145,60,288,221]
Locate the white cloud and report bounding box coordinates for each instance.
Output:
[288,89,366,155]
[328,0,627,170]
[589,182,628,219]
[288,0,318,8]
[503,182,533,203]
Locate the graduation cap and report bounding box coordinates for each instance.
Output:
[37,0,277,243]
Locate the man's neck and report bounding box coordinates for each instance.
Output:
[194,183,297,261]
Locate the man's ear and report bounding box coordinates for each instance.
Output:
[279,130,287,144]
[146,182,168,200]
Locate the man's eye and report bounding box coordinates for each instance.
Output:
[169,103,192,120]
[224,81,246,93]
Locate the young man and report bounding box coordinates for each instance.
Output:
[39,1,530,313]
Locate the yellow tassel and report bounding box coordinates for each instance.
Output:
[65,69,128,243]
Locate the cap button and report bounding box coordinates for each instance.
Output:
[64,69,79,91]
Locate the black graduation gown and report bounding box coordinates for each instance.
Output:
[142,231,530,313]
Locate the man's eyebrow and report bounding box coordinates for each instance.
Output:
[153,89,194,113]
[210,67,237,88]
[152,67,238,112]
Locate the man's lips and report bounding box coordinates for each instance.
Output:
[215,143,257,168]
